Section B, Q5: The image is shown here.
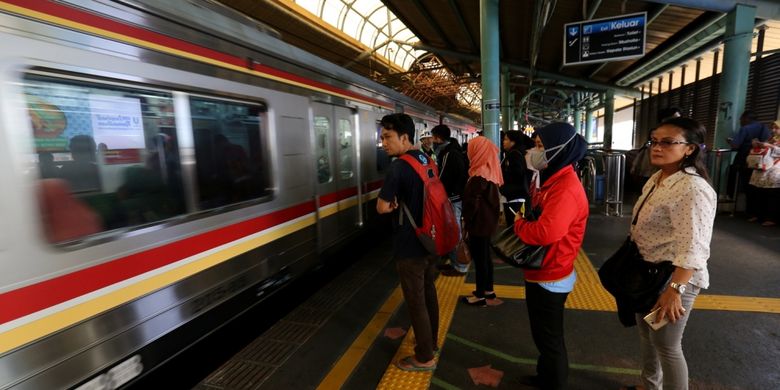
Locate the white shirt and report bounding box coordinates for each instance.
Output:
[630,167,717,289]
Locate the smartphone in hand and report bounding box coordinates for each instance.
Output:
[643,307,685,331]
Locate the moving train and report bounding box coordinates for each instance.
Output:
[0,1,477,388]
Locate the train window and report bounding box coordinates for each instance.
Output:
[190,97,270,209]
[337,118,353,179]
[314,116,332,184]
[23,74,186,244]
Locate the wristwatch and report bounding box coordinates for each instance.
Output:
[669,282,687,294]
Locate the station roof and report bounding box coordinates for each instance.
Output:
[218,0,780,124]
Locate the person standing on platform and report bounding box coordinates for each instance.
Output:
[726,110,770,200]
[460,136,503,306]
[430,124,469,276]
[419,130,437,163]
[514,123,589,390]
[376,113,438,372]
[500,130,534,227]
[621,117,716,390]
[746,120,780,225]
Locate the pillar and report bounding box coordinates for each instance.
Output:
[715,4,756,150]
[501,65,511,133]
[480,0,501,147]
[604,89,615,149]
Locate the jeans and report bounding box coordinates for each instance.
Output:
[446,200,468,272]
[526,282,570,390]
[468,235,493,294]
[396,255,439,362]
[635,284,700,390]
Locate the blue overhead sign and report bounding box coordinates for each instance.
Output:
[563,12,646,66]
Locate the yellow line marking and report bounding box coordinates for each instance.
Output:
[461,251,780,314]
[316,286,404,390]
[0,215,316,353]
[376,270,466,389]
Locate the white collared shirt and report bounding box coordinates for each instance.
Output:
[630,167,717,289]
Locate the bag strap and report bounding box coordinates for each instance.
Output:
[400,202,419,229]
[632,184,656,226]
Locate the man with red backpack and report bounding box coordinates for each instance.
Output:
[377,113,456,372]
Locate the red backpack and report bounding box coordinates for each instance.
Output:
[399,153,459,256]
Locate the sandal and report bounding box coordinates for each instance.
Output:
[396,356,437,372]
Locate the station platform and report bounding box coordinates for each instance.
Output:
[195,207,780,389]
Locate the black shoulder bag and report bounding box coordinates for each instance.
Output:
[597,185,675,327]
[490,203,545,269]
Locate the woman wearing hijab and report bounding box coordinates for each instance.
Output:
[460,136,503,306]
[513,122,589,389]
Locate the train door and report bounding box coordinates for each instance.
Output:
[334,106,360,235]
[312,102,360,250]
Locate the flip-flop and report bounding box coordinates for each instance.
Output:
[396,356,437,372]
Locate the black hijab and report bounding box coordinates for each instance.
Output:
[537,122,587,184]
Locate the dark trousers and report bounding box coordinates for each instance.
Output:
[526,282,570,390]
[726,163,751,198]
[746,185,780,221]
[468,235,493,294]
[396,255,439,362]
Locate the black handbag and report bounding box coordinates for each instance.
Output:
[597,185,675,326]
[490,227,546,269]
[490,205,545,269]
[598,237,674,312]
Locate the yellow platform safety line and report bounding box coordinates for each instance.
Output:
[317,286,405,390]
[461,251,780,314]
[322,250,780,390]
[375,270,465,390]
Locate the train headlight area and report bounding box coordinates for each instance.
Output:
[0,0,779,389]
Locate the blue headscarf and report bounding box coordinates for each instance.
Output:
[537,122,587,184]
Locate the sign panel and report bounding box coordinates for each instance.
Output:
[563,12,646,66]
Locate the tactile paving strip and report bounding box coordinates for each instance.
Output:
[375,271,465,389]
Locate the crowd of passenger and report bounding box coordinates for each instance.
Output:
[374,109,780,389]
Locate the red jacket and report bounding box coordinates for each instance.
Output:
[514,165,589,282]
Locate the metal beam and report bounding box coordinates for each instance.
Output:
[409,0,455,50]
[645,0,780,20]
[405,41,640,98]
[448,0,477,52]
[586,0,603,19]
[616,12,726,86]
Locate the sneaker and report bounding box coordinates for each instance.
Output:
[747,217,759,222]
[762,221,776,227]
[460,296,486,306]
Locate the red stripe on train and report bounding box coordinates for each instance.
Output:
[0,181,371,324]
[6,0,392,109]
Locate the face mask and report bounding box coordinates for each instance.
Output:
[526,148,547,171]
[526,133,577,171]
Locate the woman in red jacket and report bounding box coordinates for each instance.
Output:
[514,122,588,389]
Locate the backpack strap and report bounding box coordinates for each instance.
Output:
[399,153,439,180]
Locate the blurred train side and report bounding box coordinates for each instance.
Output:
[0,1,477,388]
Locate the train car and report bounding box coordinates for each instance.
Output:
[0,0,475,388]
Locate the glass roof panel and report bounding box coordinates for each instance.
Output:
[294,0,421,71]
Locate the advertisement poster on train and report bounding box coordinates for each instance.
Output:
[89,95,144,150]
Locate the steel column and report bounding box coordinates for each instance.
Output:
[574,108,583,135]
[604,89,615,149]
[501,65,511,132]
[715,4,755,150]
[480,0,500,146]
[585,109,594,143]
